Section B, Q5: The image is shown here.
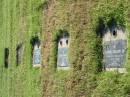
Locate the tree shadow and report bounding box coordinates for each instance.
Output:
[4,48,9,68]
[30,36,41,48]
[96,17,106,37]
[16,43,23,66]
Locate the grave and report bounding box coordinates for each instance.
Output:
[103,26,127,73]
[57,36,70,69]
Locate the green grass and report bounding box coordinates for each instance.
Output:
[0,0,43,96]
[0,0,130,97]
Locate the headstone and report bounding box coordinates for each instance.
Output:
[103,39,127,68]
[57,37,69,68]
[33,44,41,67]
[103,27,127,72]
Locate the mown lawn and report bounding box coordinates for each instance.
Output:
[0,0,43,96]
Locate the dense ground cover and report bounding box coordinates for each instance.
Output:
[0,0,130,97]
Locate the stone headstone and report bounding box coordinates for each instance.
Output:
[33,44,41,67]
[57,48,69,67]
[57,37,69,68]
[103,39,127,68]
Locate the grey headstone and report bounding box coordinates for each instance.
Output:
[33,47,41,65]
[57,47,69,67]
[103,39,127,68]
